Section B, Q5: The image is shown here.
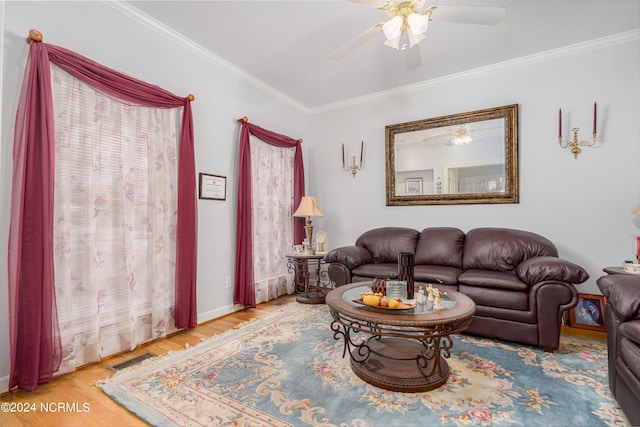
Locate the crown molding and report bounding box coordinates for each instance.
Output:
[309,29,640,114]
[105,1,311,115]
[105,2,638,117]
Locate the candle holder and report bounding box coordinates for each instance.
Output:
[344,156,363,178]
[558,128,596,159]
[557,102,598,159]
[398,252,415,300]
[341,141,365,178]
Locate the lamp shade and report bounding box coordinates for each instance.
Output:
[633,203,640,214]
[293,196,324,217]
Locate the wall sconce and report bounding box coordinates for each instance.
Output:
[557,102,598,159]
[342,141,364,178]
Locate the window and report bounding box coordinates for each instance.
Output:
[51,64,179,371]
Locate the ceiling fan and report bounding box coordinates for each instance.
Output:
[330,1,506,61]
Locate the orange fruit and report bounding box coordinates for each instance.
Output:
[363,294,381,307]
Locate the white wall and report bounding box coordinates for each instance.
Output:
[0,1,309,391]
[309,34,640,299]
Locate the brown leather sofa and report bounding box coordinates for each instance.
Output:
[324,227,589,350]
[596,274,640,425]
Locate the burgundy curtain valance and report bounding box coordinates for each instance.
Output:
[7,36,197,394]
[234,119,305,307]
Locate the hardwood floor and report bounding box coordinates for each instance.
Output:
[561,325,607,342]
[1,296,607,427]
[0,295,296,427]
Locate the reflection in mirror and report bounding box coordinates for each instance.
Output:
[386,105,518,205]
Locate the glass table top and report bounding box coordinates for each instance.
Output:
[342,284,458,316]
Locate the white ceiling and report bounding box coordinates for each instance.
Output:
[127,0,640,110]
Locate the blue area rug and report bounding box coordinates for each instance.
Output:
[99,302,629,426]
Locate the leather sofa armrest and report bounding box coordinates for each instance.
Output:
[516,256,589,286]
[621,320,640,346]
[324,246,373,270]
[598,275,640,321]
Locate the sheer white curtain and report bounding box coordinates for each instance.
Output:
[50,65,179,372]
[250,135,295,304]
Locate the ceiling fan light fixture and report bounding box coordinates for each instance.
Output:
[451,135,472,145]
[382,15,403,40]
[407,30,425,48]
[407,13,429,35]
[450,124,473,145]
[384,35,402,50]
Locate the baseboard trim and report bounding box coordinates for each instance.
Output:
[197,304,246,325]
[0,375,9,396]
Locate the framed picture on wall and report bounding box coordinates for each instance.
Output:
[199,173,226,201]
[569,293,606,332]
[405,178,423,195]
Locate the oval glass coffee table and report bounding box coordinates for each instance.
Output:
[325,282,476,392]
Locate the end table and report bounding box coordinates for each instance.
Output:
[603,266,640,275]
[286,253,330,304]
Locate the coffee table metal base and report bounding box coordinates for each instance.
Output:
[349,337,449,392]
[326,283,476,393]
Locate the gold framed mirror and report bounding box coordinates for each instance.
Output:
[385,104,519,206]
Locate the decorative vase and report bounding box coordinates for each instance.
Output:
[398,252,415,299]
[372,278,387,295]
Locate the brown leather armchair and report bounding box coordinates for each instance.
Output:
[596,274,640,425]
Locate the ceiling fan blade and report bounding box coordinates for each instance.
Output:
[330,25,381,60]
[430,6,506,26]
[403,46,422,70]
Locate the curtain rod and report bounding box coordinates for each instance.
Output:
[236,116,302,143]
[26,29,195,102]
[28,29,42,42]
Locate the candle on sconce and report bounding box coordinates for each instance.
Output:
[360,141,363,164]
[341,143,345,167]
[636,236,640,256]
[558,108,562,139]
[593,102,597,135]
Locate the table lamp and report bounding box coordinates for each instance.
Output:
[293,196,324,254]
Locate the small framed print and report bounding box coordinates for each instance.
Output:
[569,293,606,332]
[405,178,423,195]
[199,173,226,201]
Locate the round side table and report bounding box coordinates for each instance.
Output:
[603,266,640,276]
[286,254,329,304]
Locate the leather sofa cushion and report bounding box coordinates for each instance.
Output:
[324,246,373,270]
[597,275,640,321]
[414,227,465,269]
[463,227,558,273]
[352,263,397,279]
[517,256,589,286]
[414,265,462,285]
[458,269,528,291]
[355,227,419,263]
[459,285,529,311]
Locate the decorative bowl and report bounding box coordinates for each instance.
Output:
[623,263,640,274]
